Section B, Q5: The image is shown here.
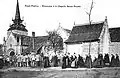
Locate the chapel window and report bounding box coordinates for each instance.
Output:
[17,37,19,45]
[10,44,12,47]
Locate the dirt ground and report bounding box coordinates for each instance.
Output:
[1,68,120,78]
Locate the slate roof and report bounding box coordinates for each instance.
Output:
[23,36,48,53]
[8,0,28,32]
[65,22,104,43]
[12,33,48,54]
[8,24,28,32]
[0,44,3,55]
[23,36,48,54]
[109,27,120,42]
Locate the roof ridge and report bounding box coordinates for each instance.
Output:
[75,21,104,27]
[65,21,104,43]
[58,26,71,31]
[12,33,30,36]
[109,27,120,29]
[63,28,71,31]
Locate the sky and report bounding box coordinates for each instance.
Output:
[0,0,120,43]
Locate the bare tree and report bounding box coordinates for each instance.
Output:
[85,0,94,26]
[85,0,94,68]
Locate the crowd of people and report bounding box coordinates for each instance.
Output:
[61,53,120,68]
[0,52,120,69]
[3,53,44,68]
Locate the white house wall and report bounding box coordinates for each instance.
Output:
[57,26,70,53]
[57,26,70,42]
[67,44,83,56]
[109,42,120,57]
[16,45,22,55]
[82,42,99,59]
[66,42,99,60]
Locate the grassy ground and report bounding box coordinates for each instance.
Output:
[1,68,120,78]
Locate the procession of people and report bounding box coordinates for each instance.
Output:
[61,53,120,68]
[1,52,120,69]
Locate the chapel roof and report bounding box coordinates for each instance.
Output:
[23,36,48,54]
[12,33,48,54]
[109,27,120,42]
[65,21,104,43]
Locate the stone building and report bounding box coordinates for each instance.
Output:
[65,17,110,59]
[109,27,120,56]
[3,0,48,56]
[57,25,71,53]
[3,0,120,58]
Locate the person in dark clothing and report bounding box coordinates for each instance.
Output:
[51,55,58,67]
[43,56,50,68]
[70,55,74,62]
[67,53,71,68]
[77,54,84,68]
[98,54,104,68]
[104,53,110,67]
[0,57,4,69]
[62,55,66,69]
[43,56,47,68]
[77,54,81,68]
[93,57,97,68]
[53,55,58,67]
[71,53,77,68]
[65,55,71,68]
[85,55,92,68]
[115,54,120,67]
[110,54,116,67]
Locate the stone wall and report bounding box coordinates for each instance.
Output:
[66,42,99,60]
[109,42,120,58]
[6,32,17,55]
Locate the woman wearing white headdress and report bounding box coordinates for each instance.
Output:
[71,53,77,68]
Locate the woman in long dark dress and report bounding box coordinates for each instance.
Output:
[53,55,58,67]
[104,54,110,67]
[65,55,71,68]
[77,54,84,68]
[97,54,104,68]
[85,55,92,68]
[110,54,116,67]
[115,54,120,67]
[62,55,66,69]
[93,57,97,68]
[71,53,77,68]
[43,56,49,68]
[51,55,58,67]
[0,56,4,69]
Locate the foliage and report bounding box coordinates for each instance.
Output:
[46,30,63,53]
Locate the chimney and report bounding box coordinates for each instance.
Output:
[32,32,35,37]
[32,32,35,52]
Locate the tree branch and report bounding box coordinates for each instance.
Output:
[89,0,94,17]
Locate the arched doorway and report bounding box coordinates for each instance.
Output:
[7,48,15,56]
[10,51,15,56]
